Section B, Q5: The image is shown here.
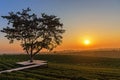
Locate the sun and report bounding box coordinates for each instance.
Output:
[84,39,90,45]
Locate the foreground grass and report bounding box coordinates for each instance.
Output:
[0,54,120,80]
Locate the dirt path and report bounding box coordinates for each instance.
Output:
[0,61,47,74]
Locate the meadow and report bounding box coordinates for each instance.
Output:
[0,51,120,80]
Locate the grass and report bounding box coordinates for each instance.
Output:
[0,54,120,80]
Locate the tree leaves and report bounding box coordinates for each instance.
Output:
[1,8,65,59]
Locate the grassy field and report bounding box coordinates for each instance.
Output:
[0,54,120,80]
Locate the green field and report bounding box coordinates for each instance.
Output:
[0,54,120,80]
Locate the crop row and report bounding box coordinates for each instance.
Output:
[0,54,120,80]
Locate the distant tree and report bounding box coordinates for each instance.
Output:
[1,8,65,62]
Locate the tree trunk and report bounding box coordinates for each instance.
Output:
[30,54,33,62]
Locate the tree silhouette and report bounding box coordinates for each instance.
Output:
[1,8,65,62]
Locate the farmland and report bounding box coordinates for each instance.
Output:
[0,52,120,80]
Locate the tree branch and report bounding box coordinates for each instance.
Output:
[33,47,42,57]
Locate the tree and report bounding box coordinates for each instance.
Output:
[1,8,65,62]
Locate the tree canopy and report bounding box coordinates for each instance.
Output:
[1,8,65,62]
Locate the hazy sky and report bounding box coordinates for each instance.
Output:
[0,0,120,53]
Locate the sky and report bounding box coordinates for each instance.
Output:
[0,0,120,53]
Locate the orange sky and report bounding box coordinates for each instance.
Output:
[0,0,120,53]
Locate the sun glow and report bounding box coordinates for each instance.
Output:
[84,39,90,45]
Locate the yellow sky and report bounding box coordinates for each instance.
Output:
[0,0,120,53]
